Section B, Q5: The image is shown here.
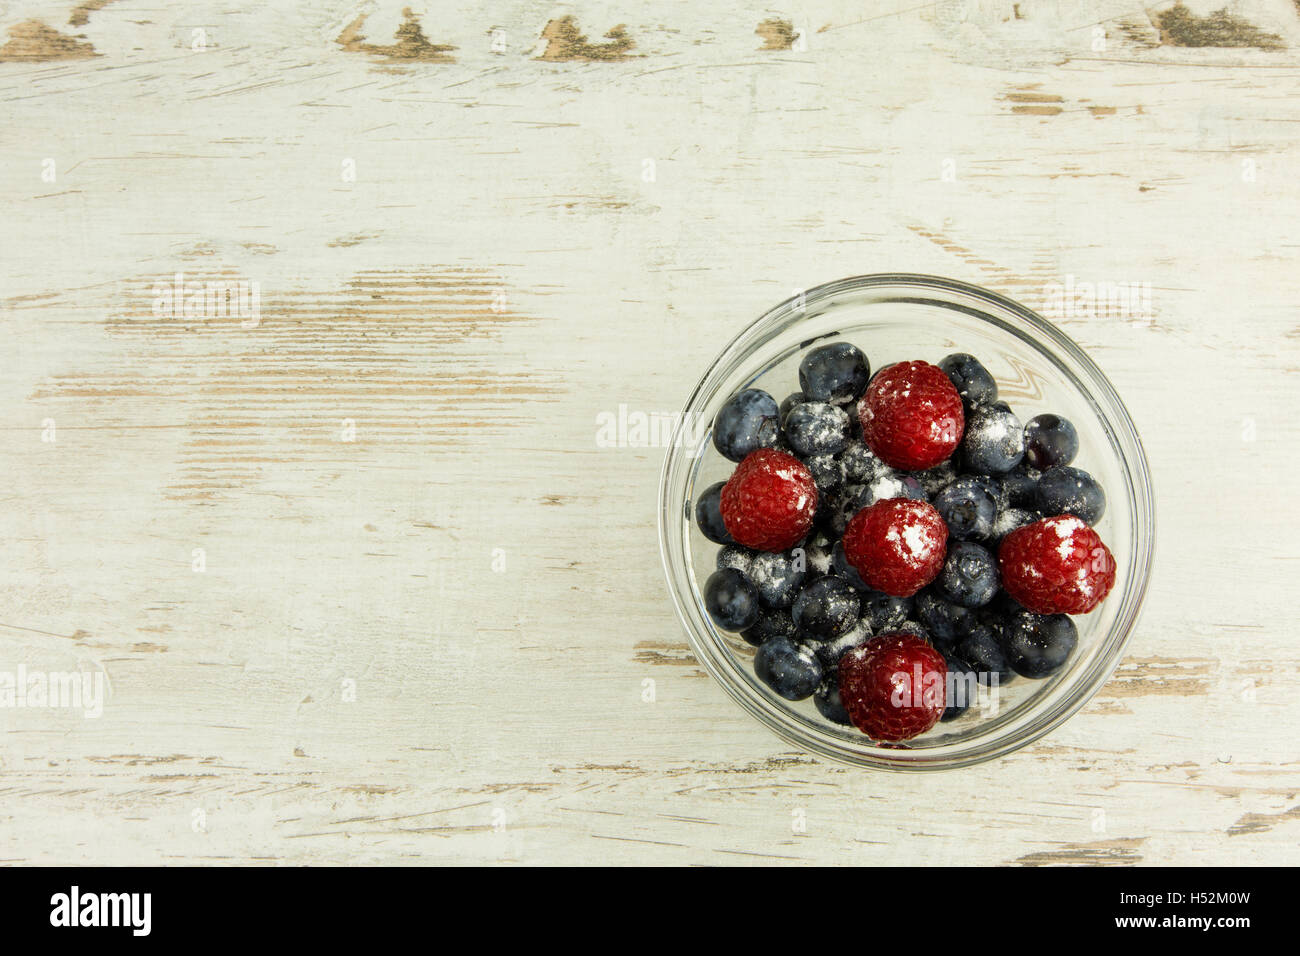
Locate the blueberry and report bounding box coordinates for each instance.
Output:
[798,529,835,581]
[960,404,1025,475]
[824,484,866,537]
[792,576,860,641]
[703,568,761,631]
[814,676,853,724]
[748,549,808,609]
[936,541,999,608]
[800,531,833,578]
[805,453,842,496]
[798,342,870,406]
[715,543,754,575]
[941,652,979,722]
[1024,413,1079,471]
[1036,465,1106,525]
[915,589,972,648]
[839,441,888,485]
[784,402,851,457]
[997,464,1041,510]
[741,609,797,647]
[989,506,1039,545]
[932,475,997,541]
[892,620,928,640]
[779,391,806,426]
[864,471,927,505]
[939,353,998,409]
[812,620,871,669]
[694,481,734,544]
[831,539,870,590]
[713,388,780,462]
[917,461,958,498]
[956,624,1015,686]
[859,589,914,631]
[753,638,824,701]
[1002,611,1077,678]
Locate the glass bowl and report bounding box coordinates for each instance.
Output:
[658,274,1155,770]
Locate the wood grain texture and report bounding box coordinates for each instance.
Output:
[0,0,1298,865]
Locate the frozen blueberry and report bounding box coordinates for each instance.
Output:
[915,589,972,648]
[741,609,797,647]
[805,453,842,496]
[960,404,1025,475]
[713,388,780,462]
[998,464,1041,510]
[704,568,761,631]
[831,539,870,590]
[864,471,927,505]
[932,475,997,541]
[939,353,998,409]
[824,484,866,537]
[941,652,979,722]
[798,529,835,581]
[1024,414,1079,471]
[956,624,1015,686]
[798,342,870,406]
[859,589,914,631]
[779,391,806,427]
[989,506,1039,545]
[812,620,871,668]
[753,638,824,701]
[1002,611,1077,678]
[792,576,861,641]
[917,461,958,498]
[838,441,888,485]
[715,543,754,576]
[1036,465,1106,525]
[748,549,808,610]
[936,541,999,608]
[694,481,734,544]
[814,676,853,724]
[784,402,851,457]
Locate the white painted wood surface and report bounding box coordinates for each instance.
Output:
[1,0,1298,865]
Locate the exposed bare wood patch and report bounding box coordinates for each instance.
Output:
[756,18,797,50]
[632,640,701,669]
[68,0,121,27]
[1017,837,1146,866]
[0,20,97,61]
[1097,657,1214,698]
[1087,106,1118,117]
[327,233,377,248]
[1157,4,1285,50]
[1227,804,1300,836]
[1006,89,1065,116]
[536,16,636,61]
[336,7,456,63]
[29,266,559,501]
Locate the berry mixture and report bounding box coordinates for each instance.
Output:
[694,343,1120,744]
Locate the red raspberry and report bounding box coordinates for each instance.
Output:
[842,498,948,597]
[719,448,817,552]
[839,632,947,741]
[998,515,1116,615]
[858,360,965,470]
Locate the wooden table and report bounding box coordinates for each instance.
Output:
[1,0,1297,865]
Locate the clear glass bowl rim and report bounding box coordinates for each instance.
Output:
[657,273,1156,771]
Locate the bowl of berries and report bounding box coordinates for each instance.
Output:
[659,274,1154,769]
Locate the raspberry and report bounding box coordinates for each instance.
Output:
[858,360,965,470]
[839,632,947,741]
[842,498,948,597]
[998,515,1116,615]
[719,448,817,552]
